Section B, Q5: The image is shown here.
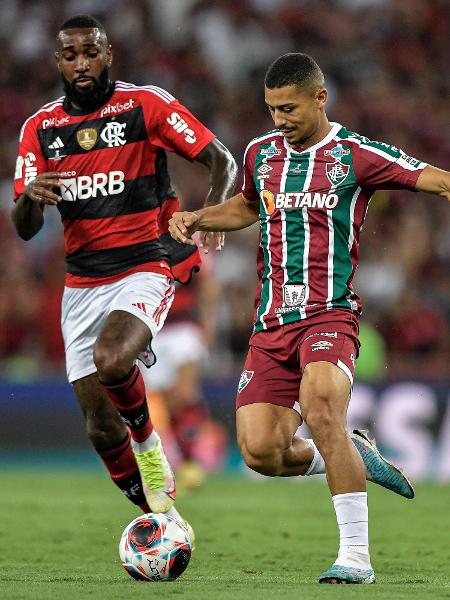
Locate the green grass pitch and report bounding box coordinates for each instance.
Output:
[0,470,449,599]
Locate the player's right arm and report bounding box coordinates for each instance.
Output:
[168,192,259,246]
[12,172,62,240]
[11,115,62,240]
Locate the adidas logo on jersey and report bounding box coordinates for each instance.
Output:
[48,137,64,150]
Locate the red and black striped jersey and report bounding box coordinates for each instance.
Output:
[242,123,427,331]
[13,81,215,287]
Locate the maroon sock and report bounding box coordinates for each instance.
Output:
[102,365,154,443]
[97,433,150,512]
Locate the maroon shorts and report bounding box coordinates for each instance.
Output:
[236,309,359,413]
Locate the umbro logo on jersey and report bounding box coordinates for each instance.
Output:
[258,163,273,175]
[257,163,273,180]
[49,137,64,150]
[311,340,334,351]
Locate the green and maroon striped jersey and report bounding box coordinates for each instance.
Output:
[242,122,427,332]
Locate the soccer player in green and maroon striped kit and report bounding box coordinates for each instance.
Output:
[169,53,450,584]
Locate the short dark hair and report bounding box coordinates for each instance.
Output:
[59,14,106,34]
[265,53,324,92]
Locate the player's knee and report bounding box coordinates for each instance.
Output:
[93,342,133,382]
[239,439,282,476]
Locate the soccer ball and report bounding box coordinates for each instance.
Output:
[119,513,192,582]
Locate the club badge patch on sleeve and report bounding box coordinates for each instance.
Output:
[238,370,254,393]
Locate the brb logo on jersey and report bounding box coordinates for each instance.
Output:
[166,112,197,144]
[59,171,125,201]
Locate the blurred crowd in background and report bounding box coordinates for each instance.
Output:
[0,0,449,386]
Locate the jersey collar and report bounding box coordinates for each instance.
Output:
[283,122,343,155]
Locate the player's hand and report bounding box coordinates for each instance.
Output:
[169,211,200,245]
[198,231,225,253]
[24,172,63,206]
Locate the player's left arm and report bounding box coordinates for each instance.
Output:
[415,165,450,201]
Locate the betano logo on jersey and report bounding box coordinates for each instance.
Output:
[260,189,339,213]
[59,170,125,201]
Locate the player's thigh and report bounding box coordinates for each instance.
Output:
[299,331,356,418]
[95,272,175,361]
[236,403,300,459]
[299,361,351,424]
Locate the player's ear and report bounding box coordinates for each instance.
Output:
[106,45,113,68]
[316,87,327,108]
[54,51,62,71]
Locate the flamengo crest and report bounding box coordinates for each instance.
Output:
[238,370,254,393]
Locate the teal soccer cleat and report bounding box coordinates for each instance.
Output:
[350,429,415,499]
[319,564,375,584]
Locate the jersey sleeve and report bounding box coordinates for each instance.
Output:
[13,118,47,201]
[352,139,427,191]
[241,142,260,204]
[144,89,215,160]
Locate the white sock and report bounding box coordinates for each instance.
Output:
[304,439,326,476]
[131,429,160,453]
[332,492,372,569]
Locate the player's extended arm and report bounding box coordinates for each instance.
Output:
[194,138,238,207]
[416,165,450,202]
[169,192,259,245]
[12,171,62,240]
[193,138,238,251]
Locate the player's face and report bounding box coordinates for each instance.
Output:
[55,28,112,110]
[265,84,327,148]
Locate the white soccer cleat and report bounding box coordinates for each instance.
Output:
[133,437,176,513]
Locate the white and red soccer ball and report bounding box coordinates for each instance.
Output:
[119,513,192,582]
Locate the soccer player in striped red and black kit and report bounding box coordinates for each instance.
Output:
[12,14,236,540]
[169,53,450,583]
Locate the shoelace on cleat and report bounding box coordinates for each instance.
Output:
[136,442,167,490]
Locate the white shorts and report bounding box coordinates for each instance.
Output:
[61,272,175,383]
